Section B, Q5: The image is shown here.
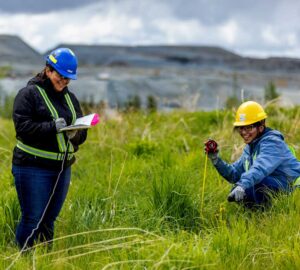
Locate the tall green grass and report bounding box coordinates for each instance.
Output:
[1,107,300,269]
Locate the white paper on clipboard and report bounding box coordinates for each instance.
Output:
[60,113,96,131]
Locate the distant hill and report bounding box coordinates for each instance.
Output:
[48,44,241,67]
[1,34,300,73]
[0,34,42,66]
[50,44,300,72]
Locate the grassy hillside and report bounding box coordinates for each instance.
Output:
[1,108,300,269]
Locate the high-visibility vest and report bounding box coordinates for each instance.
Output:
[16,85,77,161]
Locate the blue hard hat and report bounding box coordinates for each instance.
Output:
[46,48,78,80]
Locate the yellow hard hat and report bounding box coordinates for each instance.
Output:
[234,101,267,126]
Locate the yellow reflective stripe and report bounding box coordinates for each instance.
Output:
[65,94,76,124]
[245,159,249,171]
[244,151,257,172]
[64,93,76,153]
[289,145,296,157]
[36,85,58,119]
[17,140,74,161]
[56,133,67,152]
[68,139,74,153]
[36,85,67,152]
[49,54,57,64]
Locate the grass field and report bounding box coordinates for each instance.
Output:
[1,107,300,269]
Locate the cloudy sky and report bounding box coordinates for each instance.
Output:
[0,0,299,58]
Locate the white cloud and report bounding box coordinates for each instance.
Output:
[152,18,204,44]
[0,0,299,58]
[218,20,238,45]
[262,27,280,45]
[285,33,297,46]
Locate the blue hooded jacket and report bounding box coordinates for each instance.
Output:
[214,128,300,190]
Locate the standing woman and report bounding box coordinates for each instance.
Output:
[12,48,87,248]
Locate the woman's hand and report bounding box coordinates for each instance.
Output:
[55,118,67,132]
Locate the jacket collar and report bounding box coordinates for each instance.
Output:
[248,127,272,150]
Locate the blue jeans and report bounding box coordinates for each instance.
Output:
[242,176,291,208]
[12,165,71,248]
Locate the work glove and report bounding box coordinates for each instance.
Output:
[66,130,77,140]
[228,186,246,202]
[204,139,219,165]
[55,118,67,133]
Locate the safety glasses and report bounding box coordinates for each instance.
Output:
[54,70,70,81]
[237,124,256,133]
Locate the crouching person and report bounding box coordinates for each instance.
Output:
[205,101,300,209]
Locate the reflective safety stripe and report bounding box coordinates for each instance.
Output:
[64,93,76,153]
[49,55,57,64]
[244,152,257,172]
[36,85,67,152]
[65,94,76,124]
[245,159,249,171]
[17,140,74,161]
[289,145,296,157]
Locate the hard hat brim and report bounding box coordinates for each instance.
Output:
[55,68,77,80]
[233,115,267,126]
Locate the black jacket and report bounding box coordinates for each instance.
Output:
[12,75,87,170]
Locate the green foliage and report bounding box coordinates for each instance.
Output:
[151,168,200,231]
[0,94,15,119]
[128,139,158,157]
[124,95,141,112]
[0,84,15,119]
[0,66,12,78]
[80,94,106,115]
[1,109,300,269]
[264,81,280,102]
[146,95,157,113]
[225,95,240,109]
